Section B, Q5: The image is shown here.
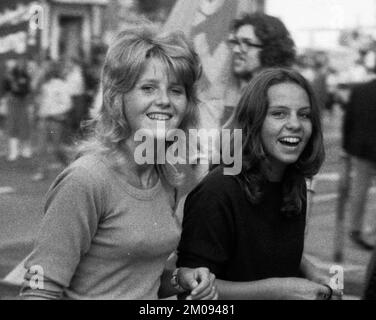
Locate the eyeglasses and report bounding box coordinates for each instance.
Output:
[227,36,263,51]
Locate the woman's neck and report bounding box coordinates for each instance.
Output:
[264,162,286,182]
[121,139,159,189]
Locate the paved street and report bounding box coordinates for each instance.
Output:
[304,109,375,299]
[0,107,375,299]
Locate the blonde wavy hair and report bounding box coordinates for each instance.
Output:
[77,25,202,186]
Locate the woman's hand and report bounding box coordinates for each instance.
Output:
[175,267,218,300]
[300,255,343,299]
[279,277,340,300]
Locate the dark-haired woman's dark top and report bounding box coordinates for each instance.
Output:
[177,166,306,281]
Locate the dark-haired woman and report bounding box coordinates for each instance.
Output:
[177,67,341,300]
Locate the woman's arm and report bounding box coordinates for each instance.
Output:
[20,277,63,300]
[19,165,103,299]
[300,254,327,283]
[300,254,343,299]
[216,277,332,300]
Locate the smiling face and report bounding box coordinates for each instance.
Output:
[231,24,262,79]
[261,82,312,179]
[123,58,188,141]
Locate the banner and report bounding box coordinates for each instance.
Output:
[162,0,254,127]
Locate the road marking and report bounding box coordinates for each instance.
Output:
[0,186,15,195]
[342,295,361,300]
[315,172,340,181]
[313,186,376,203]
[311,172,376,203]
[305,254,366,273]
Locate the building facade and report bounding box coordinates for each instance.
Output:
[0,0,108,62]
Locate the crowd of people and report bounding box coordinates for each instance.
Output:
[1,11,376,300]
[0,46,106,180]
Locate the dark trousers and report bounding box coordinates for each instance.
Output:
[67,93,92,139]
[364,248,376,300]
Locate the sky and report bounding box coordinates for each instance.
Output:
[266,0,376,49]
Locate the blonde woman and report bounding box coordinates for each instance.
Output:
[20,26,217,300]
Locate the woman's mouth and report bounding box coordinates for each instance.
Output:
[278,136,302,147]
[147,113,173,121]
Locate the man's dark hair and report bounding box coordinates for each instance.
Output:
[231,13,296,67]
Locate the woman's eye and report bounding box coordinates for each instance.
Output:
[271,111,286,118]
[170,87,185,95]
[141,85,155,93]
[299,113,311,119]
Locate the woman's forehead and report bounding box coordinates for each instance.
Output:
[139,57,182,83]
[267,82,310,106]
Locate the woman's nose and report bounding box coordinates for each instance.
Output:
[286,114,302,130]
[156,89,170,107]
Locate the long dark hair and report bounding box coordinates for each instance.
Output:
[222,67,325,217]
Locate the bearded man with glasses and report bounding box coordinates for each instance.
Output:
[223,13,296,125]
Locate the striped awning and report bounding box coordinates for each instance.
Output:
[49,0,108,5]
[0,0,40,58]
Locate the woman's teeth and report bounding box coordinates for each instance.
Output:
[279,137,301,146]
[147,113,172,121]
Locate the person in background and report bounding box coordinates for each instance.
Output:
[63,56,86,140]
[31,61,72,181]
[2,58,33,161]
[223,13,296,125]
[19,26,217,300]
[177,68,341,300]
[0,80,8,140]
[295,54,315,83]
[80,43,108,138]
[310,53,330,114]
[84,42,107,99]
[180,12,298,199]
[343,72,376,251]
[363,245,376,299]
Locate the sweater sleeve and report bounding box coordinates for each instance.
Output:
[24,165,105,288]
[176,175,236,277]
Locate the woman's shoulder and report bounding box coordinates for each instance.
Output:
[195,165,242,195]
[59,153,111,185]
[183,166,245,218]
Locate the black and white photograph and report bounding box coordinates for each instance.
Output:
[0,0,376,304]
